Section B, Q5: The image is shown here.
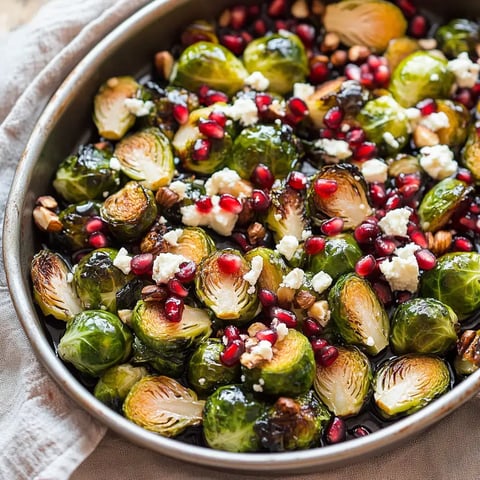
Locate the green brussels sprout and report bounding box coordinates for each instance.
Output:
[329,273,389,355]
[420,252,480,320]
[53,144,120,203]
[436,19,480,58]
[308,233,362,281]
[418,178,472,232]
[435,100,470,148]
[390,298,459,355]
[123,375,205,437]
[93,76,140,140]
[181,20,218,45]
[170,41,248,96]
[356,95,409,154]
[384,36,419,71]
[31,249,82,321]
[461,124,480,183]
[373,354,451,419]
[241,329,315,396]
[100,181,157,242]
[195,249,260,323]
[307,164,373,229]
[313,345,372,417]
[227,123,301,180]
[245,247,289,293]
[203,384,265,452]
[166,227,215,266]
[74,248,131,312]
[454,329,480,376]
[389,51,455,108]
[254,391,331,451]
[58,310,133,377]
[187,338,240,396]
[113,127,174,191]
[94,363,148,410]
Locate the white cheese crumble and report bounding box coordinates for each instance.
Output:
[113,247,132,275]
[378,208,411,237]
[420,111,450,132]
[315,138,352,161]
[123,98,154,117]
[151,252,188,284]
[163,228,183,246]
[243,255,264,293]
[66,272,74,283]
[109,156,121,171]
[448,52,480,88]
[253,384,264,392]
[222,97,259,126]
[198,378,206,386]
[205,168,242,196]
[301,229,312,241]
[311,271,333,294]
[244,71,270,91]
[168,180,188,200]
[293,82,315,100]
[250,340,274,362]
[382,131,400,149]
[275,235,299,261]
[361,159,388,184]
[419,144,458,180]
[272,320,289,342]
[379,243,420,293]
[280,268,305,290]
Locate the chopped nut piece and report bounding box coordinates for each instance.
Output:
[248,322,268,337]
[413,124,440,148]
[218,8,231,27]
[309,54,330,67]
[307,300,331,327]
[294,290,316,310]
[155,186,180,208]
[426,230,452,256]
[277,285,296,308]
[457,330,480,366]
[418,38,437,50]
[330,50,348,67]
[291,0,309,18]
[348,45,371,63]
[311,0,325,15]
[33,206,63,232]
[154,50,174,80]
[247,222,267,244]
[36,195,58,210]
[322,32,340,52]
[141,284,168,302]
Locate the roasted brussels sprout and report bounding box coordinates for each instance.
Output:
[436,19,480,58]
[244,247,289,292]
[314,346,372,417]
[255,392,331,452]
[454,329,480,376]
[329,273,389,355]
[373,354,451,419]
[166,227,215,265]
[31,249,82,321]
[420,252,480,320]
[170,41,248,96]
[435,100,470,148]
[100,181,157,242]
[387,154,421,178]
[243,32,308,95]
[94,363,148,410]
[53,144,120,203]
[462,124,480,183]
[390,298,459,355]
[195,249,260,323]
[389,51,455,108]
[58,310,133,377]
[203,384,265,452]
[384,36,419,71]
[123,375,205,437]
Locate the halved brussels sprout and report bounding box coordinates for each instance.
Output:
[74,248,131,313]
[390,298,459,355]
[454,329,480,376]
[436,19,480,58]
[435,100,470,148]
[94,363,148,410]
[100,181,157,242]
[418,178,472,232]
[123,375,205,437]
[420,252,480,320]
[93,76,140,140]
[373,354,451,419]
[31,249,82,321]
[113,127,174,190]
[389,51,455,108]
[203,384,265,452]
[254,391,331,451]
[461,124,480,183]
[245,247,289,292]
[53,144,120,203]
[307,164,373,229]
[243,32,308,95]
[195,249,260,323]
[241,329,315,396]
[314,345,372,417]
[187,338,241,396]
[58,310,133,377]
[166,227,215,265]
[170,41,248,96]
[329,273,389,355]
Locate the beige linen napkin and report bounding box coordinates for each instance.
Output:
[2,2,480,480]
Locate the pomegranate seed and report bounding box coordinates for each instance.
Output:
[251,189,271,211]
[360,63,371,75]
[85,217,104,234]
[88,232,108,249]
[208,110,227,128]
[288,97,309,117]
[304,236,326,255]
[275,20,288,32]
[198,84,210,99]
[370,183,387,207]
[258,288,278,308]
[130,253,154,276]
[323,107,344,129]
[287,171,307,190]
[409,14,428,38]
[354,142,377,160]
[399,183,420,199]
[346,128,366,146]
[205,91,229,106]
[303,317,322,337]
[220,339,245,366]
[351,425,371,438]
[360,72,375,89]
[175,261,197,283]
[256,329,278,345]
[454,88,475,109]
[248,5,260,16]
[459,215,476,230]
[325,417,346,444]
[372,281,393,305]
[345,63,361,82]
[314,178,338,198]
[321,217,344,236]
[195,196,213,213]
[164,296,184,322]
[310,338,328,352]
[172,103,189,124]
[167,278,189,297]
[319,128,335,139]
[255,93,273,112]
[268,0,287,17]
[224,325,240,342]
[417,98,437,116]
[414,249,437,270]
[453,236,473,252]
[396,291,412,304]
[219,194,243,214]
[374,65,390,86]
[396,173,420,188]
[354,222,380,244]
[295,23,316,48]
[457,168,473,184]
[198,119,225,139]
[471,201,480,214]
[375,237,396,256]
[410,230,428,248]
[385,193,401,211]
[317,345,339,367]
[217,252,242,275]
[251,164,274,190]
[367,55,382,70]
[309,62,330,84]
[254,19,267,36]
[231,232,252,252]
[221,34,246,55]
[192,138,211,161]
[396,0,417,17]
[355,254,377,277]
[270,306,297,328]
[230,5,247,29]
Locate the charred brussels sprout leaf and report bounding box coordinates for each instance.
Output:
[203,384,265,452]
[462,124,480,183]
[436,19,480,58]
[31,249,82,321]
[58,310,132,377]
[314,346,372,417]
[373,354,451,419]
[245,247,289,292]
[123,375,205,437]
[243,32,308,95]
[170,41,248,96]
[166,227,215,265]
[101,181,157,242]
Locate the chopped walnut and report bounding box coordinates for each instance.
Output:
[294,290,316,310]
[154,50,174,80]
[426,230,452,256]
[33,206,62,233]
[247,222,266,245]
[307,300,331,327]
[155,187,180,208]
[141,284,168,302]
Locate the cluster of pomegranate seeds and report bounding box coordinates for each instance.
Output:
[310,337,339,367]
[84,217,109,248]
[345,54,390,89]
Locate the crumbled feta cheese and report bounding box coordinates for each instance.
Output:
[251,340,274,361]
[280,268,305,290]
[253,383,264,392]
[124,98,154,117]
[198,378,206,386]
[420,111,450,132]
[293,82,315,100]
[315,138,352,161]
[311,271,333,294]
[366,336,375,347]
[379,243,420,293]
[102,191,110,198]
[168,180,188,200]
[109,156,121,171]
[244,71,270,91]
[205,168,242,196]
[223,97,258,126]
[243,255,264,289]
[448,52,480,88]
[275,235,299,261]
[406,107,421,121]
[113,247,132,274]
[301,230,312,241]
[274,213,282,222]
[361,159,388,183]
[430,73,439,82]
[158,216,167,224]
[382,132,400,149]
[163,228,183,246]
[152,252,188,284]
[378,208,411,237]
[66,273,73,283]
[273,320,289,342]
[419,144,458,180]
[240,374,246,382]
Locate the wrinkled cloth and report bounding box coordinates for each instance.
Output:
[1,1,480,479]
